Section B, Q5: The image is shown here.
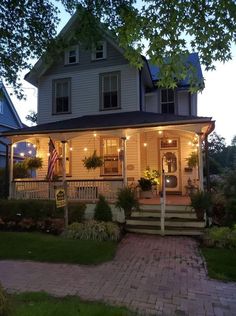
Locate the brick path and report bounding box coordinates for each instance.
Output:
[0,234,236,315]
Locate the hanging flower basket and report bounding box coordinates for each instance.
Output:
[83,150,103,170]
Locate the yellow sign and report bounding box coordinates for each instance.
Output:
[55,188,66,208]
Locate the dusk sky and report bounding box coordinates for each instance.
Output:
[6,4,236,145]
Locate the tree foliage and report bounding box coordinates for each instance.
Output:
[25,110,38,125]
[1,0,236,96]
[0,0,59,98]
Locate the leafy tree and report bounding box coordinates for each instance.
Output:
[25,110,37,125]
[208,132,226,155]
[231,135,236,146]
[2,0,236,96]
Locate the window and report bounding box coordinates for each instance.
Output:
[0,100,3,114]
[53,78,71,114]
[100,72,120,110]
[55,141,72,176]
[91,41,107,60]
[161,89,175,114]
[101,138,122,176]
[64,46,79,64]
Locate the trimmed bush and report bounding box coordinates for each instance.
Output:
[203,226,236,248]
[94,195,112,222]
[0,283,9,316]
[65,220,120,241]
[116,186,139,218]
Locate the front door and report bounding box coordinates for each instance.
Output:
[160,139,181,192]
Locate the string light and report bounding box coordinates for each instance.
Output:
[13,144,17,148]
[168,139,172,144]
[28,150,32,154]
[126,135,130,140]
[27,143,31,147]
[20,152,24,157]
[143,143,147,147]
[33,144,36,148]
[69,147,73,151]
[93,132,97,137]
[47,153,50,157]
[84,147,88,152]
[158,130,163,135]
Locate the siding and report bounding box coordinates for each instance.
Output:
[178,90,189,115]
[145,93,158,112]
[38,64,139,124]
[0,98,21,129]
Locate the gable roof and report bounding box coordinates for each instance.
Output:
[0,82,23,129]
[1,111,213,137]
[148,53,204,87]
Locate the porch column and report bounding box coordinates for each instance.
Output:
[204,135,210,192]
[61,141,68,229]
[198,133,204,190]
[121,137,127,186]
[8,143,14,199]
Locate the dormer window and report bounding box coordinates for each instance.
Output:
[161,89,175,114]
[91,41,107,60]
[64,46,79,65]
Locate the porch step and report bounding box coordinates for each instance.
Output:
[126,217,205,228]
[132,210,196,219]
[126,226,204,236]
[139,204,192,212]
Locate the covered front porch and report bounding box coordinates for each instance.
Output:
[4,111,214,204]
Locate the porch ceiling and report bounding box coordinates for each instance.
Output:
[1,111,214,140]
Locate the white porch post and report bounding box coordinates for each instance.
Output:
[121,137,127,186]
[9,143,14,199]
[61,140,69,229]
[198,133,204,190]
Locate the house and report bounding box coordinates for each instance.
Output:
[1,13,214,204]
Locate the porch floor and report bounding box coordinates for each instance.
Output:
[139,195,190,205]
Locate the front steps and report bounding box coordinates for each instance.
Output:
[126,204,205,236]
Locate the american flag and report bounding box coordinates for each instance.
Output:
[47,139,59,181]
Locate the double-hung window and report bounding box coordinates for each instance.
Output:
[101,137,122,176]
[64,46,79,65]
[91,41,107,60]
[53,78,71,114]
[161,89,175,114]
[100,72,120,110]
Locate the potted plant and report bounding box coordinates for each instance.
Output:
[25,157,43,177]
[138,177,153,198]
[116,186,140,219]
[144,167,160,193]
[190,190,212,221]
[82,150,103,170]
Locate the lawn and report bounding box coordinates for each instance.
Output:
[201,247,236,282]
[9,292,134,316]
[0,232,117,265]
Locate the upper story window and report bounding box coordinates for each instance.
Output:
[91,41,107,60]
[100,72,120,110]
[101,137,122,176]
[0,100,3,114]
[161,89,175,114]
[64,46,79,65]
[52,78,71,114]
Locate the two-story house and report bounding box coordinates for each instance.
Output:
[3,13,214,202]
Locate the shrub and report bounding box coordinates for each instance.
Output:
[190,190,212,220]
[0,283,9,316]
[65,220,120,241]
[116,186,139,218]
[203,226,236,248]
[94,195,112,222]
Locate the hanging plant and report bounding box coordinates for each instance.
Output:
[186,152,198,169]
[26,157,43,170]
[83,150,103,170]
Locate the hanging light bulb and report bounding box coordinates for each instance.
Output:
[143,143,147,147]
[84,147,88,152]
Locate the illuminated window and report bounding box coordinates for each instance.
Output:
[55,141,72,176]
[101,138,122,176]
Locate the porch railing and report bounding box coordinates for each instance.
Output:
[11,179,124,202]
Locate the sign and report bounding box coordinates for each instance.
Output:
[55,188,66,208]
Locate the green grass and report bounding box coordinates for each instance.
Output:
[9,292,134,316]
[0,232,117,265]
[201,247,236,282]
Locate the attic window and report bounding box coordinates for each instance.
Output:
[65,46,79,65]
[0,100,3,114]
[91,41,107,60]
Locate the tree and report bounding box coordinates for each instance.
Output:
[25,110,37,125]
[0,0,59,98]
[231,135,236,146]
[2,0,236,96]
[208,132,226,155]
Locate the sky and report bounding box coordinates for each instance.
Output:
[6,4,236,145]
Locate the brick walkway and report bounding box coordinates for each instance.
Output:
[0,234,236,315]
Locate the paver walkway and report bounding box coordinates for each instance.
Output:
[0,234,236,315]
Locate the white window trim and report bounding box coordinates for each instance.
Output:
[91,41,107,61]
[64,45,79,65]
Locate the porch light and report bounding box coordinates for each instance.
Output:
[47,153,50,157]
[20,152,24,157]
[188,141,192,146]
[93,132,97,137]
[168,139,172,144]
[117,148,121,152]
[143,143,147,147]
[33,144,36,148]
[126,135,130,140]
[84,147,88,152]
[158,130,163,135]
[13,144,17,148]
[69,147,73,151]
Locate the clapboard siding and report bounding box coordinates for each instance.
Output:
[178,91,189,115]
[44,41,128,76]
[38,64,139,124]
